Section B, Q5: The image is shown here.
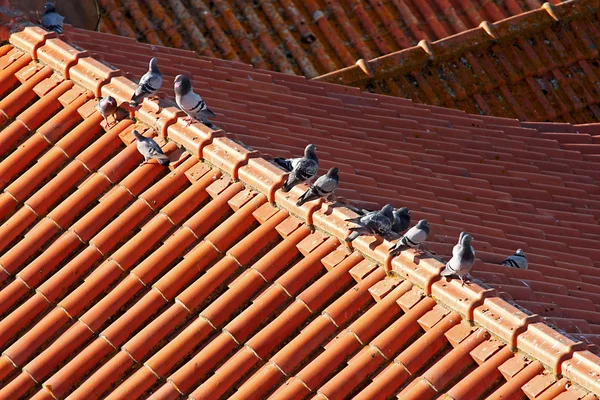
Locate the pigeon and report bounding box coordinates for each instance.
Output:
[130,58,162,107]
[502,249,528,269]
[275,144,319,192]
[441,232,475,286]
[174,74,216,126]
[96,96,118,127]
[296,167,339,206]
[389,219,430,257]
[392,207,411,234]
[132,129,170,166]
[345,204,395,242]
[41,2,64,34]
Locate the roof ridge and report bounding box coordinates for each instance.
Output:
[313,0,600,87]
[5,22,600,397]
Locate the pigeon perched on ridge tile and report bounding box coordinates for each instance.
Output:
[345,204,395,242]
[389,219,430,257]
[275,144,319,192]
[174,74,215,126]
[130,58,162,107]
[41,2,64,34]
[441,232,475,286]
[96,96,117,127]
[132,129,170,166]
[502,249,528,269]
[296,167,339,206]
[392,207,411,234]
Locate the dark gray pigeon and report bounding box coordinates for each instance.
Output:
[275,144,319,192]
[96,96,117,127]
[41,3,64,34]
[392,207,411,234]
[296,167,339,206]
[132,129,170,166]
[174,74,215,126]
[389,219,430,257]
[502,249,528,269]
[345,204,394,242]
[130,58,162,107]
[441,232,475,286]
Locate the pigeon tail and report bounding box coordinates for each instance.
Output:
[345,230,360,243]
[389,243,407,257]
[296,190,315,206]
[274,158,293,171]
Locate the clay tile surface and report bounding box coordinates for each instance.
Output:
[89,0,566,79]
[315,0,600,124]
[1,13,600,400]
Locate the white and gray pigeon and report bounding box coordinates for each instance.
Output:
[275,144,319,192]
[130,58,162,107]
[502,249,528,269]
[392,207,411,234]
[296,167,339,206]
[441,232,476,286]
[389,219,430,257]
[345,204,395,242]
[96,95,118,127]
[132,129,170,166]
[174,74,215,126]
[41,2,64,34]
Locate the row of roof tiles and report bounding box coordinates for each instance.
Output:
[96,0,563,77]
[316,0,600,124]
[0,19,600,399]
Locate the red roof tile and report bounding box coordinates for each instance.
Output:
[89,0,566,78]
[316,0,600,124]
[0,17,600,400]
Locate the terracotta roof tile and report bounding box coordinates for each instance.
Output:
[1,15,600,400]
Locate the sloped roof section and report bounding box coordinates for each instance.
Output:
[1,22,600,400]
[96,0,564,78]
[316,0,600,124]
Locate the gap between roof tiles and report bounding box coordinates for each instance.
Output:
[3,17,600,398]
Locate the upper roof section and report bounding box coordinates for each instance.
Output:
[96,0,564,78]
[315,0,600,124]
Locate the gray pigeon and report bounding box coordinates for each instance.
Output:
[392,207,411,234]
[41,3,64,34]
[96,96,117,127]
[502,249,528,269]
[345,204,394,242]
[174,74,215,126]
[275,144,319,192]
[441,232,475,286]
[130,58,162,107]
[389,219,430,257]
[132,129,170,166]
[296,167,339,206]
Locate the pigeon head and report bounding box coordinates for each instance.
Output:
[381,204,395,219]
[416,219,429,231]
[396,207,410,216]
[327,167,339,179]
[304,144,317,157]
[44,2,56,12]
[131,129,144,140]
[105,95,117,107]
[516,249,526,258]
[460,233,473,247]
[149,57,160,73]
[174,74,191,95]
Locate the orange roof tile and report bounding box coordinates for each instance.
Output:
[315,0,600,124]
[93,0,565,78]
[1,17,600,400]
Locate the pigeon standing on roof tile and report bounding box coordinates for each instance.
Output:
[502,249,528,269]
[174,74,216,127]
[441,232,475,286]
[345,204,395,242]
[130,58,162,107]
[132,129,170,166]
[296,167,339,206]
[392,207,411,234]
[275,144,319,192]
[96,96,118,127]
[41,2,64,34]
[389,219,430,257]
